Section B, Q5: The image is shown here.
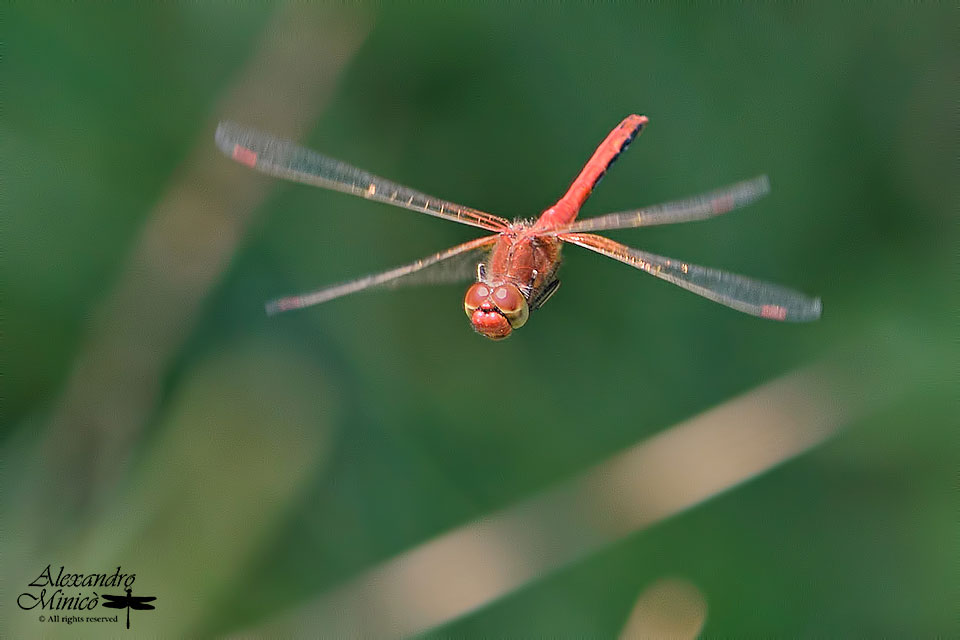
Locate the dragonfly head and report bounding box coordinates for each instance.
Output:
[464,282,529,340]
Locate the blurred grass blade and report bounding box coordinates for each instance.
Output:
[235,347,901,638]
[619,578,707,640]
[18,3,370,539]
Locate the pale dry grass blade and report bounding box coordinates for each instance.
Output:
[16,5,370,543]
[236,348,898,638]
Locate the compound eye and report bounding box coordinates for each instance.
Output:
[492,284,529,328]
[464,282,491,317]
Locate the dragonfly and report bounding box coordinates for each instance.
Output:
[101,588,157,630]
[215,115,821,340]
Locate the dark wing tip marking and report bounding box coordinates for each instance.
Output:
[760,304,788,321]
[215,121,259,167]
[232,144,258,167]
[762,295,822,322]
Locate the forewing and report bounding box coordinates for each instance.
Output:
[216,122,510,232]
[561,233,821,321]
[266,235,498,315]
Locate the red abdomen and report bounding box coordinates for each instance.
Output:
[535,114,648,230]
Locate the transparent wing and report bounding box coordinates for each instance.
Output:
[561,232,821,321]
[216,122,510,232]
[547,176,770,234]
[266,235,497,315]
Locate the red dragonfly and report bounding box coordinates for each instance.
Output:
[216,115,820,340]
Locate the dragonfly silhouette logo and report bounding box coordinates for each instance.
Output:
[17,565,156,630]
[101,588,157,630]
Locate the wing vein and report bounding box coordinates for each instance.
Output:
[561,232,821,322]
[216,122,510,232]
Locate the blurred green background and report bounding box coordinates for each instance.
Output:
[4,3,955,637]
